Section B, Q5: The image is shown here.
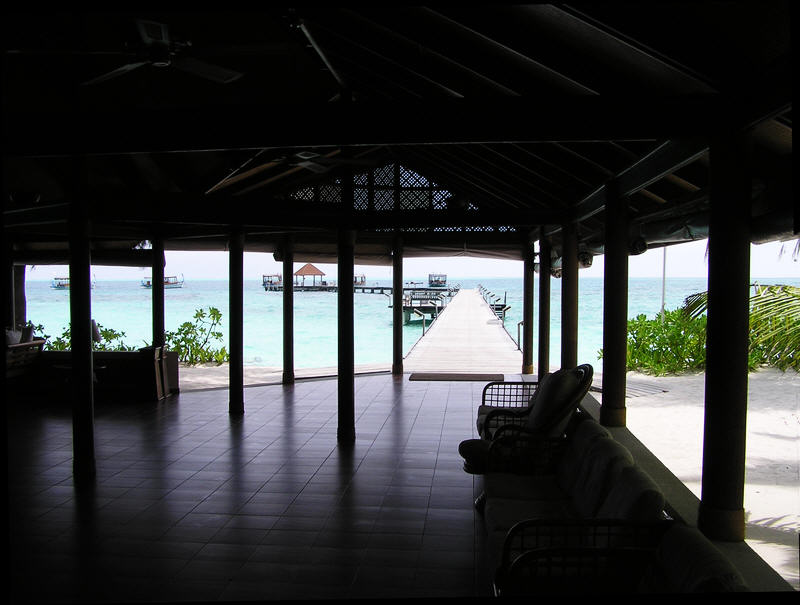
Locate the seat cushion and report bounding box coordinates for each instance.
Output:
[561,438,634,518]
[553,418,611,492]
[594,465,665,522]
[484,496,574,534]
[483,471,563,502]
[524,365,592,437]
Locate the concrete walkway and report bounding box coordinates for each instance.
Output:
[403,288,523,375]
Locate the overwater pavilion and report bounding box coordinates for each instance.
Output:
[2,4,794,597]
[293,262,326,288]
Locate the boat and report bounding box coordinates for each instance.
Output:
[50,276,97,289]
[428,273,447,287]
[141,274,184,289]
[353,274,366,286]
[262,274,283,291]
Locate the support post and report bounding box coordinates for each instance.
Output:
[4,254,13,330]
[392,235,403,375]
[600,179,629,427]
[151,236,165,348]
[698,132,751,542]
[282,238,295,385]
[338,229,356,442]
[228,228,244,415]
[561,221,579,369]
[69,202,96,484]
[538,232,551,380]
[13,265,26,328]
[522,238,535,375]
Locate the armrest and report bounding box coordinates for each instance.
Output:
[482,407,529,439]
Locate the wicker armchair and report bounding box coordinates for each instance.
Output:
[460,364,594,475]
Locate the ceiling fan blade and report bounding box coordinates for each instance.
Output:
[172,56,243,84]
[136,20,171,46]
[82,61,147,85]
[295,161,330,174]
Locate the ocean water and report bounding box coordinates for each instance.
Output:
[23,275,799,372]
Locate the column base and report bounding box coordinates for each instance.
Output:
[698,502,745,541]
[599,406,626,427]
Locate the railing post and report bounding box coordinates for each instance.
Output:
[538,232,551,380]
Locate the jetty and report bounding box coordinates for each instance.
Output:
[403,288,522,376]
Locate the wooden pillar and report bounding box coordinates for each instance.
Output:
[538,232,551,380]
[521,239,535,375]
[4,255,15,328]
[151,236,165,348]
[392,235,404,375]
[561,221,579,369]
[338,228,356,442]
[69,202,96,484]
[282,239,295,385]
[13,265,26,328]
[3,241,13,394]
[600,180,629,427]
[228,228,244,415]
[698,133,751,542]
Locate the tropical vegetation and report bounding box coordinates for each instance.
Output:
[33,306,231,365]
[164,306,230,365]
[620,283,800,375]
[38,323,137,352]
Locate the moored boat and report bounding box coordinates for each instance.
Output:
[50,276,96,289]
[142,274,184,289]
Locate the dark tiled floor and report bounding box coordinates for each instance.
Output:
[7,374,493,602]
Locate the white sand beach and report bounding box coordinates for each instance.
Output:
[178,363,799,590]
[624,367,799,591]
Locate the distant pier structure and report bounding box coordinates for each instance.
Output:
[263,263,337,292]
[263,266,459,301]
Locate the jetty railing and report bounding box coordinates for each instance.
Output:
[478,284,511,322]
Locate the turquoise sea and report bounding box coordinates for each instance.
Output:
[23,276,800,373]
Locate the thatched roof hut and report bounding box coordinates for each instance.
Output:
[294,263,325,286]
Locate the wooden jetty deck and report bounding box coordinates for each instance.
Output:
[403,288,523,376]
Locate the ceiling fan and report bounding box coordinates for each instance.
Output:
[82,19,243,86]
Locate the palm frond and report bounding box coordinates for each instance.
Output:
[681,284,800,371]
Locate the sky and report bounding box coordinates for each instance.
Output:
[24,238,800,282]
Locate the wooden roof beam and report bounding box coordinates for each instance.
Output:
[4,96,744,156]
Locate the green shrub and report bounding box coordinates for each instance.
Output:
[614,283,800,376]
[623,309,708,376]
[43,323,136,352]
[164,306,229,365]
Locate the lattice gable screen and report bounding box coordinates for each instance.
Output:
[288,163,515,234]
[289,163,449,209]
